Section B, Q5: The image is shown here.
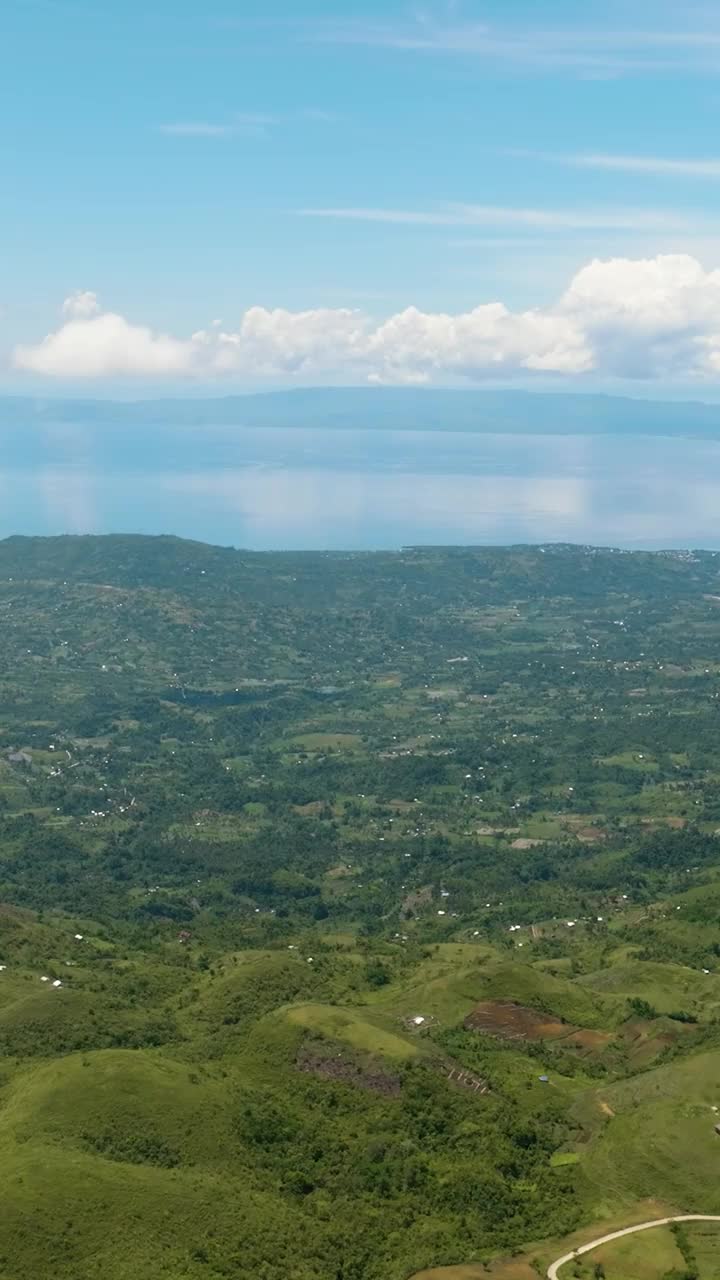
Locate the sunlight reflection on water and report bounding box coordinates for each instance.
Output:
[4,429,720,549]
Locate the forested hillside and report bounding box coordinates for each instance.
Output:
[1,536,720,1279]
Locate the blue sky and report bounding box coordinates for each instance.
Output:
[6,0,720,392]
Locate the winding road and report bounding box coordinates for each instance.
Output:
[546,1214,720,1279]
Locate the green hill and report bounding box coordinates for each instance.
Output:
[0,536,719,1276]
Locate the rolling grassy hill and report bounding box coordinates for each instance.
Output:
[0,536,718,1277]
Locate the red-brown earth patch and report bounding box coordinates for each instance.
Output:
[561,1027,614,1055]
[464,1000,571,1041]
[618,1018,696,1066]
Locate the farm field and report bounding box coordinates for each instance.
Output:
[0,537,719,1277]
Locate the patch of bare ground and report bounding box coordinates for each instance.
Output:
[325,863,355,879]
[441,1059,490,1095]
[401,885,433,917]
[0,902,34,923]
[296,1044,401,1096]
[560,1028,613,1055]
[466,1007,677,1061]
[464,1000,570,1042]
[618,1017,695,1066]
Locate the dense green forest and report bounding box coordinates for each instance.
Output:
[1,536,720,1280]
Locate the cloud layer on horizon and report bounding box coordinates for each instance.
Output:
[14,253,720,385]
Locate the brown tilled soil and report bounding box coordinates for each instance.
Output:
[464,1000,571,1041]
[563,1028,613,1053]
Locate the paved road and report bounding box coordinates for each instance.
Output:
[547,1214,720,1279]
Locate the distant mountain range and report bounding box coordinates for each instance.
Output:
[2,386,720,437]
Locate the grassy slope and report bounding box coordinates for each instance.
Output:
[578,959,720,1020]
[0,927,718,1280]
[577,1051,720,1214]
[0,1047,317,1280]
[284,1003,421,1058]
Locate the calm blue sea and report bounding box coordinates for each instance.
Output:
[2,425,719,550]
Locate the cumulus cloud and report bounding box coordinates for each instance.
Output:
[14,256,720,384]
[561,254,720,377]
[365,304,591,381]
[208,306,369,375]
[15,304,197,378]
[62,290,101,319]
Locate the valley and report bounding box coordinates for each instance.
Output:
[0,537,719,1278]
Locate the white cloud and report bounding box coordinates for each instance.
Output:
[310,16,720,76]
[15,255,720,384]
[558,153,720,178]
[207,305,369,375]
[233,113,279,127]
[299,204,688,231]
[158,117,278,138]
[560,254,720,377]
[14,300,197,378]
[158,123,236,138]
[364,304,591,382]
[299,206,464,226]
[62,290,100,319]
[158,113,324,139]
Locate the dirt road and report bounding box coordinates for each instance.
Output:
[547,1214,720,1279]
